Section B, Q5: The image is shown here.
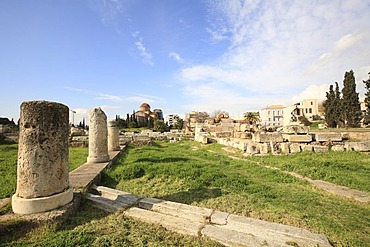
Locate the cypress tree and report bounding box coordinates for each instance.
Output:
[341,70,362,128]
[333,82,343,127]
[323,84,336,127]
[363,71,370,125]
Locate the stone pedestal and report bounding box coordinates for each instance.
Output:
[87,108,109,163]
[108,120,120,151]
[12,100,73,214]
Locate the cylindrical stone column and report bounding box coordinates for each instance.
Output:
[12,100,73,214]
[87,107,109,163]
[108,120,120,151]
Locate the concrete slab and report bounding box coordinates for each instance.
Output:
[226,214,331,247]
[91,185,142,205]
[210,210,229,225]
[202,225,266,247]
[124,207,204,237]
[253,132,283,143]
[86,193,131,212]
[315,133,342,142]
[285,134,312,143]
[139,197,213,223]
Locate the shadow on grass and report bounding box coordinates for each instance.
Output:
[100,173,119,188]
[150,142,163,148]
[159,187,223,204]
[134,157,189,163]
[0,217,39,244]
[60,199,109,231]
[0,198,109,245]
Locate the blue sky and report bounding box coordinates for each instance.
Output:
[1,0,369,123]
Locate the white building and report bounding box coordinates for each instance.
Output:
[260,99,319,127]
[283,99,318,126]
[260,105,285,127]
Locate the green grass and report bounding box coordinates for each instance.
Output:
[1,200,222,246]
[0,145,88,199]
[101,141,370,246]
[247,151,370,192]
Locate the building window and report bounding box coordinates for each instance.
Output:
[309,108,312,113]
[306,108,308,114]
[268,111,270,115]
[268,118,271,122]
[277,111,279,115]
[311,101,313,105]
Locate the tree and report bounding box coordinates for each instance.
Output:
[363,71,370,125]
[324,82,343,128]
[153,120,168,132]
[341,70,362,127]
[174,116,184,130]
[243,112,260,125]
[323,84,335,127]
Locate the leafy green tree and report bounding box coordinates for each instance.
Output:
[341,70,362,127]
[363,71,370,125]
[174,117,184,130]
[153,120,168,132]
[243,112,260,125]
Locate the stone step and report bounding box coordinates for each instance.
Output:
[138,197,213,223]
[124,207,204,237]
[208,211,331,247]
[85,193,132,212]
[91,185,142,206]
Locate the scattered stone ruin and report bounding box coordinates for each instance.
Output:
[12,100,73,214]
[194,121,370,154]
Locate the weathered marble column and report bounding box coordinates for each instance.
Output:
[108,120,120,151]
[12,100,73,214]
[87,107,109,163]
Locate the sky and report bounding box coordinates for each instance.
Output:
[1,0,369,123]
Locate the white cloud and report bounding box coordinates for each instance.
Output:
[95,93,125,102]
[169,52,184,64]
[178,0,370,111]
[291,84,329,104]
[134,37,153,66]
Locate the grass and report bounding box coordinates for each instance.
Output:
[1,200,221,246]
[101,141,370,246]
[247,151,370,192]
[0,144,88,199]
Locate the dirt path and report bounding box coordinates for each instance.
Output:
[208,149,370,203]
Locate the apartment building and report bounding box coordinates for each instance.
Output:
[260,105,285,127]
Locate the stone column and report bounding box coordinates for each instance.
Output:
[12,100,73,214]
[87,107,109,163]
[108,120,120,151]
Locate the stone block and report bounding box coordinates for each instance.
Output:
[210,210,229,225]
[315,133,342,142]
[285,134,312,143]
[282,125,310,134]
[224,214,331,247]
[280,143,290,154]
[253,132,283,143]
[301,144,313,152]
[125,207,204,237]
[246,143,259,154]
[344,141,370,152]
[138,197,213,223]
[259,143,269,154]
[289,143,301,153]
[202,225,265,247]
[331,145,345,151]
[313,145,329,153]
